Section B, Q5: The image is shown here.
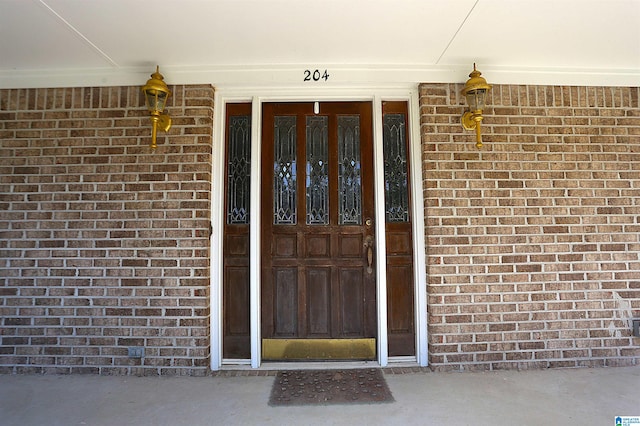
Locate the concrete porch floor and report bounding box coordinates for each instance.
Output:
[0,366,638,426]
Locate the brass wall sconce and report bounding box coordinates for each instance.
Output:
[461,64,492,149]
[141,66,172,150]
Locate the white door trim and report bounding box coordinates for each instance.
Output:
[210,85,428,370]
[409,93,429,367]
[372,95,389,367]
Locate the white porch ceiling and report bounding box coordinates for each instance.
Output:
[0,0,639,88]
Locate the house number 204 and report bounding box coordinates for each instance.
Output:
[303,69,330,82]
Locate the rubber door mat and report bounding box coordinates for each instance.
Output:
[269,368,394,406]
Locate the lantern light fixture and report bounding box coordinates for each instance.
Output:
[461,64,492,149]
[141,66,172,150]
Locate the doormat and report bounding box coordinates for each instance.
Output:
[269,368,394,406]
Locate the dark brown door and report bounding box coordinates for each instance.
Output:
[261,102,376,359]
[222,103,252,359]
[382,101,416,356]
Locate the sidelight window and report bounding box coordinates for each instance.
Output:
[383,113,409,223]
[226,115,251,225]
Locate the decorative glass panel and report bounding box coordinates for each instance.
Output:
[227,115,251,224]
[338,115,362,225]
[306,116,329,225]
[383,113,410,223]
[274,116,297,225]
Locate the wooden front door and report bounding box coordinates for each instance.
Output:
[261,102,376,360]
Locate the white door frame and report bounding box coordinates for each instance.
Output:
[210,85,427,369]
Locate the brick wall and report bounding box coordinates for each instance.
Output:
[2,82,638,375]
[0,85,214,375]
[420,83,640,371]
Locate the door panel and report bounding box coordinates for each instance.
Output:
[306,234,330,257]
[274,268,297,336]
[261,102,376,359]
[307,268,331,336]
[338,268,364,335]
[339,234,363,257]
[274,234,296,257]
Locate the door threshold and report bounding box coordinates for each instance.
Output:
[219,356,420,371]
[220,360,382,371]
[260,360,381,370]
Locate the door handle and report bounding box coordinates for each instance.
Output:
[363,235,374,274]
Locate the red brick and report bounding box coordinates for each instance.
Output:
[422,83,639,371]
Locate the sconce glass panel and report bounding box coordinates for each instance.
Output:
[145,90,168,113]
[466,88,487,112]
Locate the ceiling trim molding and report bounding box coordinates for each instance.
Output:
[1,64,638,90]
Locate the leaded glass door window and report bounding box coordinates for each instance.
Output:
[272,113,364,227]
[273,116,297,224]
[227,114,251,224]
[383,113,409,223]
[306,116,329,225]
[338,116,362,225]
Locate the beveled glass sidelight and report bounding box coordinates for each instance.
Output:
[226,115,251,224]
[273,116,297,225]
[338,115,362,225]
[306,116,329,225]
[383,113,409,223]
